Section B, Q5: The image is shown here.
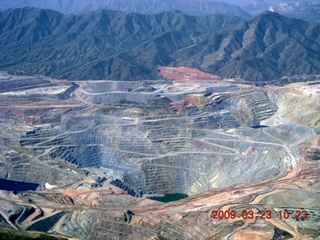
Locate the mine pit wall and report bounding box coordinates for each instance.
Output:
[265,84,320,128]
[100,151,140,180]
[26,212,66,232]
[110,179,140,197]
[16,127,298,199]
[55,211,98,239]
[78,90,192,104]
[82,81,144,92]
[16,122,300,197]
[0,214,12,228]
[57,82,79,100]
[115,139,295,197]
[107,125,310,197]
[123,164,207,197]
[49,145,102,167]
[78,81,240,104]
[0,77,52,93]
[0,155,82,187]
[60,115,129,132]
[7,85,309,197]
[0,200,97,240]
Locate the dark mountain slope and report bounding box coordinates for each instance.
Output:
[171,11,320,81]
[0,8,319,81]
[0,0,251,17]
[0,8,243,79]
[0,7,63,45]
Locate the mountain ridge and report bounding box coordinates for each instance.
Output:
[0,0,251,17]
[0,8,319,81]
[171,10,320,80]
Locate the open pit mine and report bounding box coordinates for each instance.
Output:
[0,69,319,240]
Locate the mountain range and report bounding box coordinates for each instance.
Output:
[0,7,319,81]
[270,0,320,22]
[1,0,320,23]
[0,0,251,17]
[242,0,320,22]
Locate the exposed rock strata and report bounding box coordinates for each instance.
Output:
[0,73,319,239]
